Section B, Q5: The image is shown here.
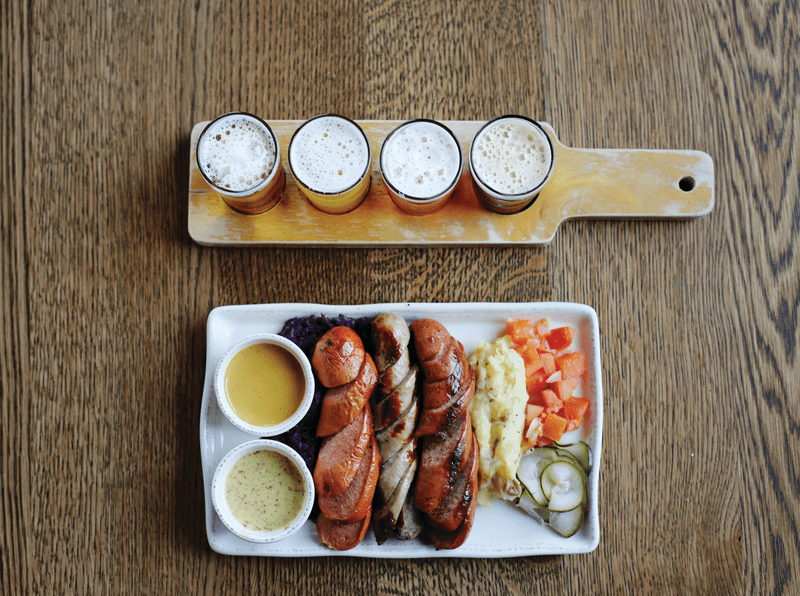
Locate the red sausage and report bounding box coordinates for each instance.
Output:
[427,432,479,532]
[314,406,373,498]
[318,435,381,523]
[413,410,472,512]
[317,354,378,436]
[409,319,451,362]
[317,503,372,551]
[418,337,460,383]
[423,350,469,410]
[312,326,366,388]
[415,370,475,437]
[428,433,479,550]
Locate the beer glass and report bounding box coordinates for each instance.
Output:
[469,115,554,214]
[380,119,463,215]
[288,115,372,215]
[196,112,286,215]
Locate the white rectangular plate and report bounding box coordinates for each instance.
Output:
[200,302,603,557]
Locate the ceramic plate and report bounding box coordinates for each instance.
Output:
[200,302,603,557]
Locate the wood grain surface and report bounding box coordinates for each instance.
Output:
[1,0,797,594]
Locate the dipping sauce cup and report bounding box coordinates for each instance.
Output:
[469,115,555,214]
[212,440,314,543]
[214,333,314,437]
[197,112,286,215]
[380,119,464,215]
[288,114,372,214]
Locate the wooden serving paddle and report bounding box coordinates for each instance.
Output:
[188,120,713,247]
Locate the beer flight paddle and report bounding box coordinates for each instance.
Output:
[187,119,714,247]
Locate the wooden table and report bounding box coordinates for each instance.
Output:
[2,1,797,594]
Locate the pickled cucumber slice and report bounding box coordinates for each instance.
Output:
[549,506,584,538]
[555,441,591,472]
[517,490,550,522]
[516,447,560,506]
[516,443,592,537]
[540,460,587,512]
[552,448,584,471]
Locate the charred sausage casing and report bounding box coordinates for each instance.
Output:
[370,313,424,543]
[409,318,479,549]
[311,326,380,550]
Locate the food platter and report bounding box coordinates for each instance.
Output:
[188,119,714,247]
[200,302,603,557]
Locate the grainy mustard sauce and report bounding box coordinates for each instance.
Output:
[225,449,306,531]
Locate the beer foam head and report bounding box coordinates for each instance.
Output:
[471,118,552,195]
[289,116,371,193]
[380,121,462,199]
[198,114,277,193]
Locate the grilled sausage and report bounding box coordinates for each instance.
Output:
[374,398,417,463]
[377,439,416,505]
[317,504,373,551]
[428,433,479,550]
[314,405,373,498]
[418,336,460,382]
[415,368,475,437]
[312,326,366,388]
[372,313,411,372]
[396,489,426,541]
[370,313,422,544]
[372,366,418,431]
[413,410,473,512]
[422,348,469,410]
[410,318,479,549]
[409,319,451,362]
[373,456,418,544]
[426,432,479,532]
[318,435,381,523]
[316,354,378,436]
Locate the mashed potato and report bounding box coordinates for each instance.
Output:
[468,335,528,506]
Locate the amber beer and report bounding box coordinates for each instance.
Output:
[379,119,463,215]
[288,115,372,215]
[196,112,286,214]
[470,116,554,214]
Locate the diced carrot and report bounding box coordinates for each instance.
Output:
[547,326,575,351]
[565,417,582,431]
[525,362,542,377]
[554,378,579,401]
[506,318,537,343]
[528,393,544,407]
[526,370,549,397]
[541,413,568,441]
[526,403,544,422]
[564,397,590,420]
[522,404,543,450]
[556,351,587,379]
[541,389,562,413]
[518,340,543,372]
[535,319,550,336]
[540,352,556,376]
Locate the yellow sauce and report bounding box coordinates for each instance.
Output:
[224,343,305,427]
[225,449,306,531]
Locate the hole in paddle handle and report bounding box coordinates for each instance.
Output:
[679,176,696,192]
